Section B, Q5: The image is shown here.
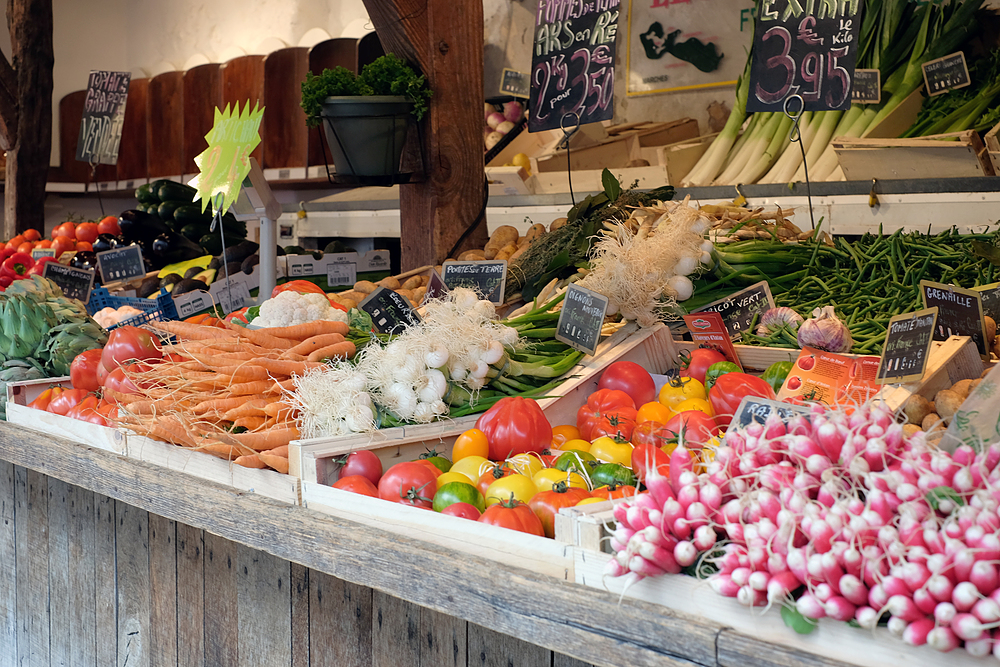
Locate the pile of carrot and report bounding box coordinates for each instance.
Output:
[111,318,355,474]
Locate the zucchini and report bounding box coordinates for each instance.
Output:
[180,223,212,242]
[157,200,188,222]
[135,183,157,204]
[157,181,197,204]
[199,234,246,256]
[172,204,213,227]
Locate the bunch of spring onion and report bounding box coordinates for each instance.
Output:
[606,399,1000,656]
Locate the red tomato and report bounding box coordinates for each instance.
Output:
[377,461,438,508]
[679,348,728,385]
[224,308,250,325]
[477,498,545,536]
[28,256,57,276]
[22,229,40,242]
[630,442,671,483]
[97,216,121,236]
[332,475,379,497]
[74,222,99,244]
[35,239,52,249]
[337,450,383,486]
[664,410,719,448]
[51,236,75,259]
[102,367,139,400]
[528,484,593,537]
[101,325,162,371]
[70,348,104,393]
[271,280,326,298]
[28,386,64,411]
[592,484,637,500]
[474,396,552,460]
[598,360,656,407]
[16,242,33,255]
[476,462,516,496]
[47,388,88,416]
[66,395,102,422]
[53,221,76,239]
[630,420,673,450]
[440,502,481,520]
[576,388,637,442]
[414,459,444,478]
[708,372,776,429]
[75,241,93,252]
[96,361,110,387]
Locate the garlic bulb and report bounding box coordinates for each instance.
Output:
[797,306,853,353]
[757,307,804,336]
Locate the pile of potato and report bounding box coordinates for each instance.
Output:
[330,273,431,311]
[901,366,994,438]
[453,219,567,263]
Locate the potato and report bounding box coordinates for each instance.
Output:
[458,249,486,261]
[494,242,519,261]
[987,316,997,344]
[509,244,529,262]
[950,378,974,400]
[985,365,996,378]
[549,217,568,232]
[395,288,413,301]
[400,276,423,291]
[354,280,377,294]
[412,286,427,304]
[338,297,357,310]
[902,424,923,438]
[922,413,943,431]
[993,336,1000,361]
[377,276,401,290]
[524,223,547,244]
[516,235,530,248]
[484,225,519,259]
[933,388,964,424]
[970,378,982,394]
[903,394,932,426]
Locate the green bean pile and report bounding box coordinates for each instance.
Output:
[684,228,1000,354]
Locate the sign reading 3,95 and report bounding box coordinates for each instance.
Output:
[747,0,863,113]
[528,0,621,132]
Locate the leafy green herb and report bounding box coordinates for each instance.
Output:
[602,168,622,202]
[925,486,965,512]
[301,67,374,127]
[781,603,818,635]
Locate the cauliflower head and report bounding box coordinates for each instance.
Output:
[253,290,349,327]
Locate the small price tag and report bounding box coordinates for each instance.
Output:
[96,245,145,282]
[500,68,530,98]
[43,262,95,303]
[777,347,881,406]
[441,260,507,305]
[682,312,743,369]
[877,307,938,385]
[175,292,210,318]
[360,286,421,335]
[326,259,357,287]
[922,52,970,97]
[729,396,811,433]
[851,69,881,104]
[215,278,251,314]
[920,280,989,359]
[555,284,609,355]
[31,248,56,260]
[691,281,775,342]
[972,282,1000,323]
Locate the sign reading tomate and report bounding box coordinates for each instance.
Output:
[528,0,621,132]
[747,0,863,113]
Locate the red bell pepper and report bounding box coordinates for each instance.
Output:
[0,252,34,280]
[271,280,326,298]
[28,256,57,276]
[0,247,16,264]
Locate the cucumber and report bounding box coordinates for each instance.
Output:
[172,204,213,227]
[180,223,212,242]
[157,200,188,222]
[157,181,197,203]
[199,234,246,256]
[135,183,157,204]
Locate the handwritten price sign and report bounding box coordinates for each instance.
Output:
[76,70,131,165]
[528,0,621,132]
[747,0,862,112]
[189,101,264,216]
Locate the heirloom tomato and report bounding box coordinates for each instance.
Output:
[432,481,486,513]
[597,360,656,407]
[678,348,727,385]
[708,372,776,428]
[592,483,637,500]
[101,325,162,371]
[505,452,544,478]
[589,435,634,467]
[475,396,552,460]
[484,474,537,507]
[449,455,491,483]
[435,471,471,487]
[418,449,452,474]
[532,468,588,493]
[476,462,517,496]
[663,410,719,448]
[102,367,140,400]
[631,420,674,452]
[658,376,706,411]
[452,428,489,461]
[529,483,593,537]
[590,462,636,489]
[576,388,637,441]
[635,401,673,425]
[441,502,481,520]
[559,438,592,453]
[28,386,63,411]
[550,424,581,448]
[332,475,379,497]
[70,348,104,393]
[377,461,438,508]
[477,497,545,536]
[47,388,88,416]
[553,450,597,476]
[704,361,742,391]
[337,450,383,487]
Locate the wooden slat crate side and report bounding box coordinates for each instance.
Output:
[874,336,985,411]
[5,403,126,455]
[673,339,800,372]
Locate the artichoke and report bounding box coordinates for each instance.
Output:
[35,321,107,376]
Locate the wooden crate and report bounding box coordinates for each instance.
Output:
[833,130,993,181]
[646,133,718,185]
[289,323,676,485]
[673,338,800,372]
[874,335,985,411]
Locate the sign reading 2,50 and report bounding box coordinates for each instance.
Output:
[533,45,614,124]
[754,19,851,108]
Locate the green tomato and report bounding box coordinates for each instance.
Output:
[589,462,636,489]
[704,361,742,391]
[554,450,598,475]
[761,360,794,393]
[432,481,485,513]
[420,450,452,474]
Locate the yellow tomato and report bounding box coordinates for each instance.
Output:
[532,468,589,492]
[512,152,532,175]
[449,455,491,482]
[674,397,714,417]
[452,428,489,461]
[560,438,592,453]
[551,424,581,447]
[590,436,634,467]
[505,452,544,478]
[484,473,537,506]
[436,471,473,487]
[575,496,606,507]
[659,377,706,411]
[636,401,673,425]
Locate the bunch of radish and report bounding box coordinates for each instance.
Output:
[606,401,1000,658]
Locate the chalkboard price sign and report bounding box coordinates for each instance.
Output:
[424,270,448,303]
[43,262,95,303]
[851,69,881,104]
[730,396,811,433]
[500,68,530,98]
[877,307,938,385]
[441,260,507,305]
[747,1,863,113]
[973,282,1000,322]
[922,52,970,97]
[97,245,146,283]
[360,287,421,335]
[31,248,56,261]
[528,0,620,132]
[691,281,775,341]
[920,280,988,359]
[555,284,609,355]
[76,70,131,165]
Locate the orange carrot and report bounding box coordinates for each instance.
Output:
[306,341,357,362]
[285,333,346,356]
[263,444,289,457]
[262,401,296,418]
[147,320,236,340]
[193,396,275,416]
[252,357,326,377]
[260,320,349,341]
[220,399,274,420]
[231,426,300,451]
[223,380,281,396]
[195,441,254,460]
[234,454,267,468]
[222,321,294,349]
[258,453,289,474]
[234,416,267,430]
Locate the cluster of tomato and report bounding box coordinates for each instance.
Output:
[0,218,122,292]
[27,325,165,425]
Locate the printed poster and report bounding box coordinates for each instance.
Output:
[627,0,757,95]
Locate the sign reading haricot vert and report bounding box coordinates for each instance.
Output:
[189,101,264,216]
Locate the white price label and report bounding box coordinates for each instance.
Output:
[326,261,357,287]
[216,280,252,314]
[177,293,209,318]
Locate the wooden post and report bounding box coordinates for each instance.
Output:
[362,0,489,271]
[1,0,54,238]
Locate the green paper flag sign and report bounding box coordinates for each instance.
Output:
[190,101,264,215]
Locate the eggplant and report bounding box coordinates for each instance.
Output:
[92,233,119,254]
[119,209,172,245]
[152,232,207,265]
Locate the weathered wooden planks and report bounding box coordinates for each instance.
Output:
[0,463,15,667]
[149,514,178,665]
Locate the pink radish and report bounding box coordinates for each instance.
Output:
[709,573,740,597]
[935,601,957,625]
[887,595,925,622]
[766,571,800,603]
[902,617,935,646]
[796,593,826,619]
[855,606,879,629]
[953,581,980,612]
[927,626,960,652]
[952,612,987,641]
[824,596,856,622]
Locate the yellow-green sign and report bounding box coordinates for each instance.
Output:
[190,101,264,215]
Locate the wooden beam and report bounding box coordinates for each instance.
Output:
[3,0,54,238]
[361,0,490,270]
[0,52,18,150]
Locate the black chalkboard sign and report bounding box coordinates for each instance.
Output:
[500,69,530,98]
[424,270,448,303]
[556,284,609,355]
[921,280,988,358]
[747,2,863,113]
[922,52,970,97]
[528,1,620,132]
[441,260,507,305]
[96,245,146,283]
[31,248,55,261]
[877,307,938,384]
[360,287,421,335]
[851,69,880,104]
[76,70,131,165]
[43,262,95,303]
[691,281,775,341]
[973,283,1000,322]
[730,396,811,432]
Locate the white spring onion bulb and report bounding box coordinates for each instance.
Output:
[385,382,417,418]
[413,401,437,422]
[416,369,447,403]
[674,254,700,277]
[667,275,694,301]
[452,288,479,311]
[448,360,468,381]
[700,239,714,254]
[483,340,504,365]
[469,359,489,379]
[472,300,495,319]
[466,376,487,390]
[345,404,375,432]
[424,344,449,369]
[700,251,714,267]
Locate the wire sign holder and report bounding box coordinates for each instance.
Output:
[782,93,817,231]
[559,111,581,207]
